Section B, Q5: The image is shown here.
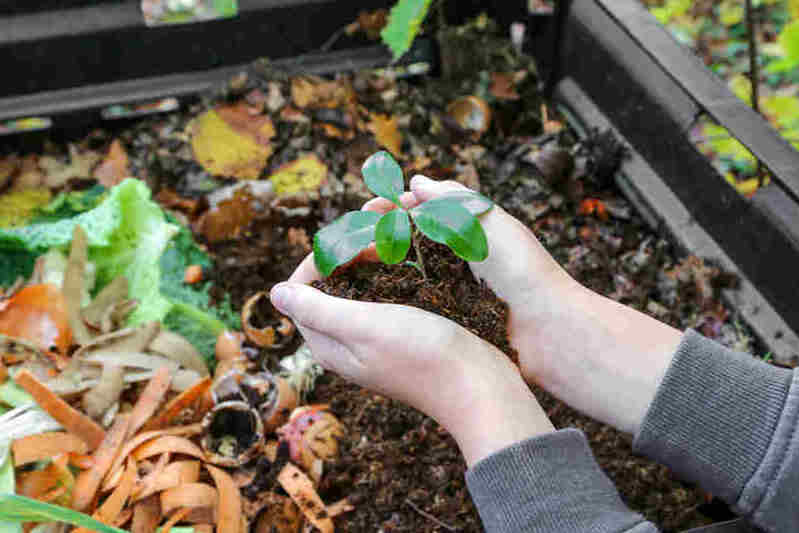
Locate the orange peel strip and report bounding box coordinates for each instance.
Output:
[141,377,212,432]
[131,494,162,533]
[133,460,200,502]
[72,414,130,512]
[161,508,192,533]
[160,483,217,517]
[127,366,173,438]
[103,424,202,491]
[74,457,137,533]
[14,370,105,450]
[132,436,204,462]
[277,463,334,533]
[206,464,242,533]
[12,432,89,466]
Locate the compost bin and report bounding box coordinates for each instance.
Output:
[1,1,798,531]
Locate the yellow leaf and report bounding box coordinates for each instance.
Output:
[368,113,403,157]
[0,188,51,228]
[189,103,275,180]
[268,154,328,195]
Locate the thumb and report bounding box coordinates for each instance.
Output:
[269,282,372,341]
[409,175,469,202]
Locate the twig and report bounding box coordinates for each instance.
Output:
[745,0,766,187]
[405,498,458,531]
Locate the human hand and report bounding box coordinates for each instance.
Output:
[269,282,554,466]
[343,176,684,435]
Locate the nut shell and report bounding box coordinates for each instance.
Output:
[447,95,492,136]
[241,292,296,350]
[201,400,264,467]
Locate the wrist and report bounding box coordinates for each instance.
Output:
[439,342,555,467]
[517,282,681,434]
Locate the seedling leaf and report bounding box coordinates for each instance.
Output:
[375,209,411,264]
[411,201,488,262]
[417,191,494,216]
[362,151,403,205]
[313,211,382,277]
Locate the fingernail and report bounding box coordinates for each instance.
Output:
[410,175,432,188]
[270,283,294,315]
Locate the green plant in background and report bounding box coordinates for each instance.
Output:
[647,0,799,193]
[313,151,493,278]
[380,0,434,60]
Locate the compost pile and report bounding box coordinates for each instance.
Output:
[0,13,764,533]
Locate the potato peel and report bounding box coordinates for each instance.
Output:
[277,463,334,533]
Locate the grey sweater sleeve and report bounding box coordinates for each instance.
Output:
[633,329,798,532]
[465,429,657,532]
[465,329,798,533]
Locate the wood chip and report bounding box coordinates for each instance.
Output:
[72,414,130,511]
[14,369,105,450]
[12,432,89,466]
[206,464,242,533]
[277,463,334,533]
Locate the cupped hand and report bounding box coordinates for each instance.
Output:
[269,282,553,466]
[298,175,682,435]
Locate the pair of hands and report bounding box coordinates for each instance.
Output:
[270,176,683,467]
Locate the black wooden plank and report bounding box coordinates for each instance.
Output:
[0,45,391,123]
[594,0,799,203]
[0,0,392,99]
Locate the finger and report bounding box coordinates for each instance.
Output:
[288,253,321,284]
[270,282,378,341]
[409,175,469,202]
[361,191,418,214]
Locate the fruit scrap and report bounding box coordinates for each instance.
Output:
[277,406,344,472]
[14,370,106,450]
[0,284,72,366]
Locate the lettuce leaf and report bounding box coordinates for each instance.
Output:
[0,179,237,363]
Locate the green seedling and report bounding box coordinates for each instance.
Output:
[313,151,493,278]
